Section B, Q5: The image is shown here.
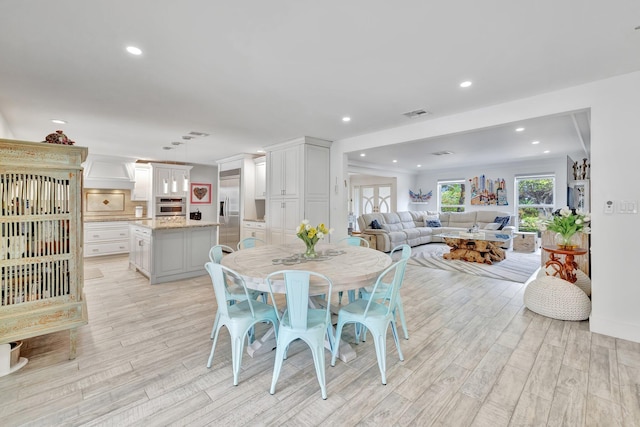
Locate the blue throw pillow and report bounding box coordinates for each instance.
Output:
[370,219,382,229]
[494,216,510,230]
[427,219,442,228]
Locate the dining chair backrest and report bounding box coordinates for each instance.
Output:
[390,244,411,262]
[209,244,235,263]
[363,258,408,318]
[337,236,370,248]
[205,262,256,318]
[237,237,265,251]
[266,270,333,330]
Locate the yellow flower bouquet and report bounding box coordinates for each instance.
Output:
[296,219,331,258]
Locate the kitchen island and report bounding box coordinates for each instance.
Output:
[129,218,219,285]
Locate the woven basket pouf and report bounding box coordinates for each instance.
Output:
[524,275,591,321]
[537,267,591,296]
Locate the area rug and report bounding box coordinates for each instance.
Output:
[408,244,540,283]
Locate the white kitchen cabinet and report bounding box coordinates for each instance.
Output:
[268,199,300,245]
[84,222,130,257]
[132,164,151,201]
[254,156,266,200]
[151,163,192,198]
[129,222,216,284]
[269,146,300,198]
[243,220,266,241]
[130,225,152,277]
[266,137,331,245]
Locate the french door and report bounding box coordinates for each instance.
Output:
[359,184,391,214]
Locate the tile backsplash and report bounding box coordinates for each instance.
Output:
[83,189,147,218]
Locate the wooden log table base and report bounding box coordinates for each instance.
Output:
[442,237,506,264]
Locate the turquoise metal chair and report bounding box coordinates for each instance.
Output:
[266,270,334,400]
[359,244,411,340]
[237,237,265,250]
[209,244,264,305]
[331,258,408,385]
[336,236,370,305]
[205,262,279,385]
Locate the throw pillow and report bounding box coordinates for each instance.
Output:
[493,216,510,230]
[484,222,501,230]
[426,219,442,228]
[370,219,382,229]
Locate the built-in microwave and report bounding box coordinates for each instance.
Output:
[156,197,186,217]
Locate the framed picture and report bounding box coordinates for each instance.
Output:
[190,183,212,204]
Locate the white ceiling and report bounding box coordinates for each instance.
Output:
[0,1,639,167]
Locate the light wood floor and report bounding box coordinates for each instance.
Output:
[1,253,639,426]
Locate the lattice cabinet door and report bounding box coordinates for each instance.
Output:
[0,139,88,359]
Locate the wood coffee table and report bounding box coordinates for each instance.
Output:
[436,232,512,264]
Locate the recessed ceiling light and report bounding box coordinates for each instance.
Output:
[392,160,397,163]
[126,46,142,56]
[257,149,265,153]
[417,164,422,168]
[162,146,172,150]
[532,140,540,145]
[171,141,184,146]
[459,81,472,88]
[51,119,67,124]
[188,131,210,137]
[360,153,366,157]
[543,150,550,154]
[515,127,525,132]
[342,116,351,122]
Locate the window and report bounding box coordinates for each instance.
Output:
[515,175,555,232]
[438,180,465,212]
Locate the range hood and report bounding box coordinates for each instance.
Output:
[83,154,136,190]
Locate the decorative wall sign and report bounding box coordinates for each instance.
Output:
[190,183,212,204]
[469,175,508,206]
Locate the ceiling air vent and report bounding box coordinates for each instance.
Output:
[402,109,431,119]
[431,151,453,156]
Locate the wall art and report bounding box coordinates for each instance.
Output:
[469,175,508,206]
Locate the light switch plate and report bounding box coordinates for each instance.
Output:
[620,200,638,214]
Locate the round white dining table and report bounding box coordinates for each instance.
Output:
[220,243,392,362]
[220,243,392,294]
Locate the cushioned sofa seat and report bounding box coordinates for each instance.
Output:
[358,210,514,252]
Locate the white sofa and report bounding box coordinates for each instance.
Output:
[357,210,514,252]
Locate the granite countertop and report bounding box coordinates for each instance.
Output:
[84,215,140,223]
[130,218,220,230]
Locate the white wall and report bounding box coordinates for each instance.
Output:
[189,164,218,222]
[330,70,640,343]
[413,156,569,215]
[0,110,15,139]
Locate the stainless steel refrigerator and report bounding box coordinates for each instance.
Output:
[218,169,241,250]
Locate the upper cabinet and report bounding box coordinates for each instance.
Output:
[269,146,300,198]
[254,156,266,200]
[132,163,151,201]
[150,163,192,198]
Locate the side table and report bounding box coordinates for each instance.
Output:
[542,246,588,283]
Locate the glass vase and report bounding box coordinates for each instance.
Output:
[303,241,318,259]
[554,232,581,250]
